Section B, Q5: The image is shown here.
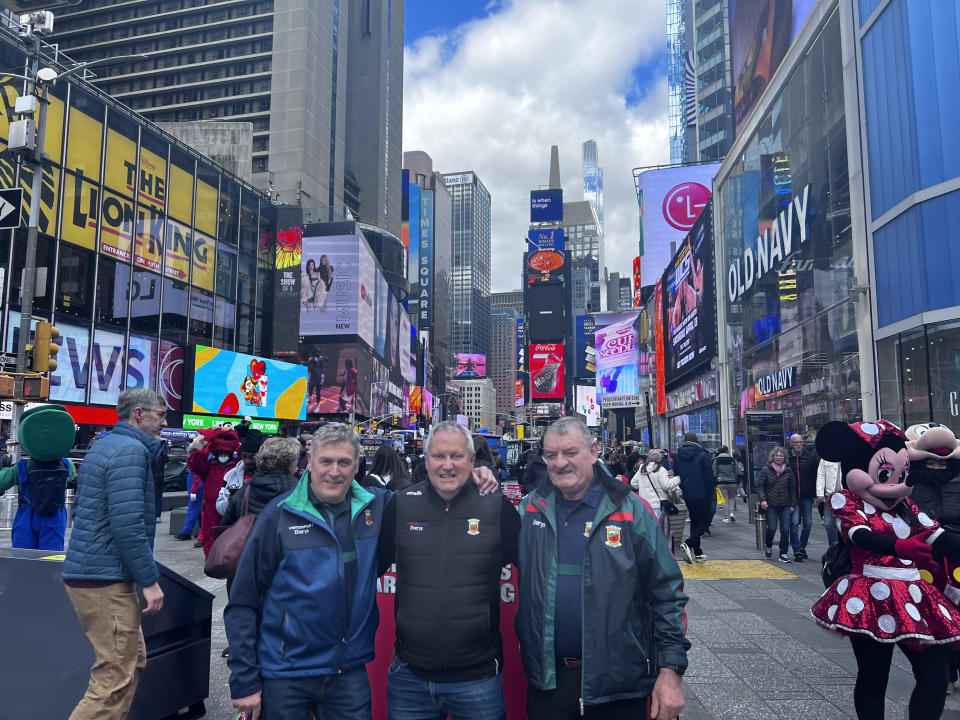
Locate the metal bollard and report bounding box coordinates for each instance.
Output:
[0,490,15,530]
[64,488,75,528]
[754,503,767,551]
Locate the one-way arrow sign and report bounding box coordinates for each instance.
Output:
[0,188,23,229]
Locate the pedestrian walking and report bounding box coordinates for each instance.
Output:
[756,447,797,563]
[674,431,715,563]
[631,448,679,522]
[712,445,740,523]
[175,430,214,541]
[815,458,842,548]
[788,434,818,561]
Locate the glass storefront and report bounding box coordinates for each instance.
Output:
[877,321,960,436]
[0,38,275,412]
[717,7,861,444]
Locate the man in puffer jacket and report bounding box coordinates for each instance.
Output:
[673,431,715,563]
[190,427,240,556]
[62,389,168,720]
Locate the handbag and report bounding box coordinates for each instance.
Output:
[643,467,679,516]
[204,485,255,580]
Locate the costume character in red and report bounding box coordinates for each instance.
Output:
[811,420,960,719]
[189,428,240,556]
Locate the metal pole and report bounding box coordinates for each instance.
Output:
[11,32,46,463]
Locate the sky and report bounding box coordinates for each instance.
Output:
[403,0,670,293]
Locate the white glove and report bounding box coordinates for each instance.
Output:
[189,492,197,502]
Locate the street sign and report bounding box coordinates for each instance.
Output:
[0,353,16,370]
[0,188,22,229]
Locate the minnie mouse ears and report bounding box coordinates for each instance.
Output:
[815,420,907,465]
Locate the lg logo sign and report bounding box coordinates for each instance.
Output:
[662,182,711,232]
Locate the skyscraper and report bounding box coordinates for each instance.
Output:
[667,0,697,164]
[50,0,403,236]
[444,171,492,358]
[691,0,734,162]
[564,201,605,314]
[582,140,604,231]
[491,309,520,419]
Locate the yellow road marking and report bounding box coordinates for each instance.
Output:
[680,559,797,579]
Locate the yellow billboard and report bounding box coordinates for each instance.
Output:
[62,172,98,251]
[136,146,166,212]
[135,205,164,272]
[105,127,136,196]
[194,177,217,236]
[97,188,135,262]
[165,217,191,283]
[66,104,101,179]
[168,161,194,222]
[192,230,215,291]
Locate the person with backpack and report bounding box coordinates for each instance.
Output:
[0,404,77,550]
[713,445,741,523]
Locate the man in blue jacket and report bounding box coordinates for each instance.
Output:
[673,431,715,564]
[517,417,688,720]
[62,388,168,720]
[226,423,390,720]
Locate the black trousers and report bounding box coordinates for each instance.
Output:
[685,495,713,555]
[527,663,648,720]
[850,636,949,720]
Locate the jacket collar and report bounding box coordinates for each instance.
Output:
[279,469,375,525]
[112,422,165,458]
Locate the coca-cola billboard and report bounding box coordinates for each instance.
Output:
[529,343,564,401]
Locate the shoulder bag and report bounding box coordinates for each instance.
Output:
[643,467,679,516]
[205,484,255,580]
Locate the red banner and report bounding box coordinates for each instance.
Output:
[654,280,666,415]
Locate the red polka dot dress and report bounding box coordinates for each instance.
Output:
[811,490,960,647]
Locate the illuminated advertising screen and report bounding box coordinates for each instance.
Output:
[357,240,376,348]
[663,202,716,387]
[529,343,564,400]
[526,228,564,285]
[272,221,303,355]
[635,164,720,286]
[183,413,279,434]
[574,315,596,379]
[516,318,526,372]
[454,353,487,378]
[654,280,667,415]
[418,190,435,327]
[576,385,601,427]
[300,234,358,337]
[299,342,374,416]
[399,306,414,383]
[515,378,525,408]
[633,256,642,307]
[530,188,563,223]
[190,346,307,420]
[595,312,640,407]
[731,0,817,137]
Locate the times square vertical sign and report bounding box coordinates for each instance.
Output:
[419,191,434,327]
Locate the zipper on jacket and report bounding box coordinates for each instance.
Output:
[279,608,287,657]
[440,500,450,667]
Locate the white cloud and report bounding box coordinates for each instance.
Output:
[403,0,669,293]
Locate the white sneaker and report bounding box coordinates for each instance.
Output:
[722,517,732,523]
[679,543,694,564]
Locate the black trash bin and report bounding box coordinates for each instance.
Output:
[0,548,213,720]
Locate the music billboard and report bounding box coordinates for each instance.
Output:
[300,234,358,337]
[529,343,564,401]
[635,164,720,286]
[663,202,716,387]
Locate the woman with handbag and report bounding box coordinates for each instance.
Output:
[631,449,680,521]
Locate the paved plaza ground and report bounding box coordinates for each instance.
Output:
[6,501,960,719]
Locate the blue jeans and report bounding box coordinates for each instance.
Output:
[791,499,814,552]
[180,479,203,536]
[765,506,793,554]
[823,500,839,548]
[261,666,370,720]
[387,654,505,720]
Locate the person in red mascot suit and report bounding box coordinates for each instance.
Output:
[189,427,240,556]
[811,419,960,719]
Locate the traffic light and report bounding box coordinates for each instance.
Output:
[31,321,59,373]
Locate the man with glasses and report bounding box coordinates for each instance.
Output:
[62,388,169,720]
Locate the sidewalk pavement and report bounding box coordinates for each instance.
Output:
[5,504,960,719]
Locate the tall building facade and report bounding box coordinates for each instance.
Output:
[491,309,519,419]
[50,0,403,237]
[667,0,697,163]
[454,377,496,432]
[564,201,606,314]
[582,140,604,230]
[691,0,734,161]
[606,273,632,312]
[491,290,524,316]
[444,172,491,358]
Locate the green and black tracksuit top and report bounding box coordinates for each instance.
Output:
[516,467,690,706]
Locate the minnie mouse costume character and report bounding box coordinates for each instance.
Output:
[811,420,960,719]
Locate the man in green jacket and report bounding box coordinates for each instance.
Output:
[516,417,689,720]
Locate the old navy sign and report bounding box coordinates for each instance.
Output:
[754,366,797,398]
[727,184,811,303]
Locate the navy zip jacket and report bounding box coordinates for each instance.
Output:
[673,441,714,501]
[224,472,389,699]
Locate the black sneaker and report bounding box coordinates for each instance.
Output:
[794,553,804,562]
[174,533,192,541]
[797,549,808,560]
[764,548,772,559]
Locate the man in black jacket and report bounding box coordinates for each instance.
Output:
[378,421,520,720]
[788,434,818,561]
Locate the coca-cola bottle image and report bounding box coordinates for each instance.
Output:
[533,361,560,395]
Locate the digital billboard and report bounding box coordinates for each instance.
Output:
[190,346,307,420]
[576,385,601,427]
[515,378,525,408]
[272,221,303,355]
[654,279,667,415]
[595,312,640,407]
[525,284,565,342]
[526,228,564,285]
[299,343,373,416]
[529,343,564,401]
[635,164,720,286]
[418,190,435,326]
[300,234,358,337]
[574,314,596,380]
[454,353,487,378]
[530,188,563,223]
[516,318,526,372]
[357,239,376,348]
[731,0,817,137]
[399,302,414,383]
[663,202,716,387]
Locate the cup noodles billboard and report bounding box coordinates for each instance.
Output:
[529,343,564,401]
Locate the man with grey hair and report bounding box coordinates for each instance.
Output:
[788,433,818,562]
[62,388,169,720]
[378,421,521,719]
[226,423,500,719]
[517,417,689,720]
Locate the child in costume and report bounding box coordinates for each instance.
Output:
[0,404,77,550]
[811,419,960,719]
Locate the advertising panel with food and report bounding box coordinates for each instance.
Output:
[525,228,565,285]
[529,343,565,401]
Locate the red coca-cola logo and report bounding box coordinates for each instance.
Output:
[662,182,711,231]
